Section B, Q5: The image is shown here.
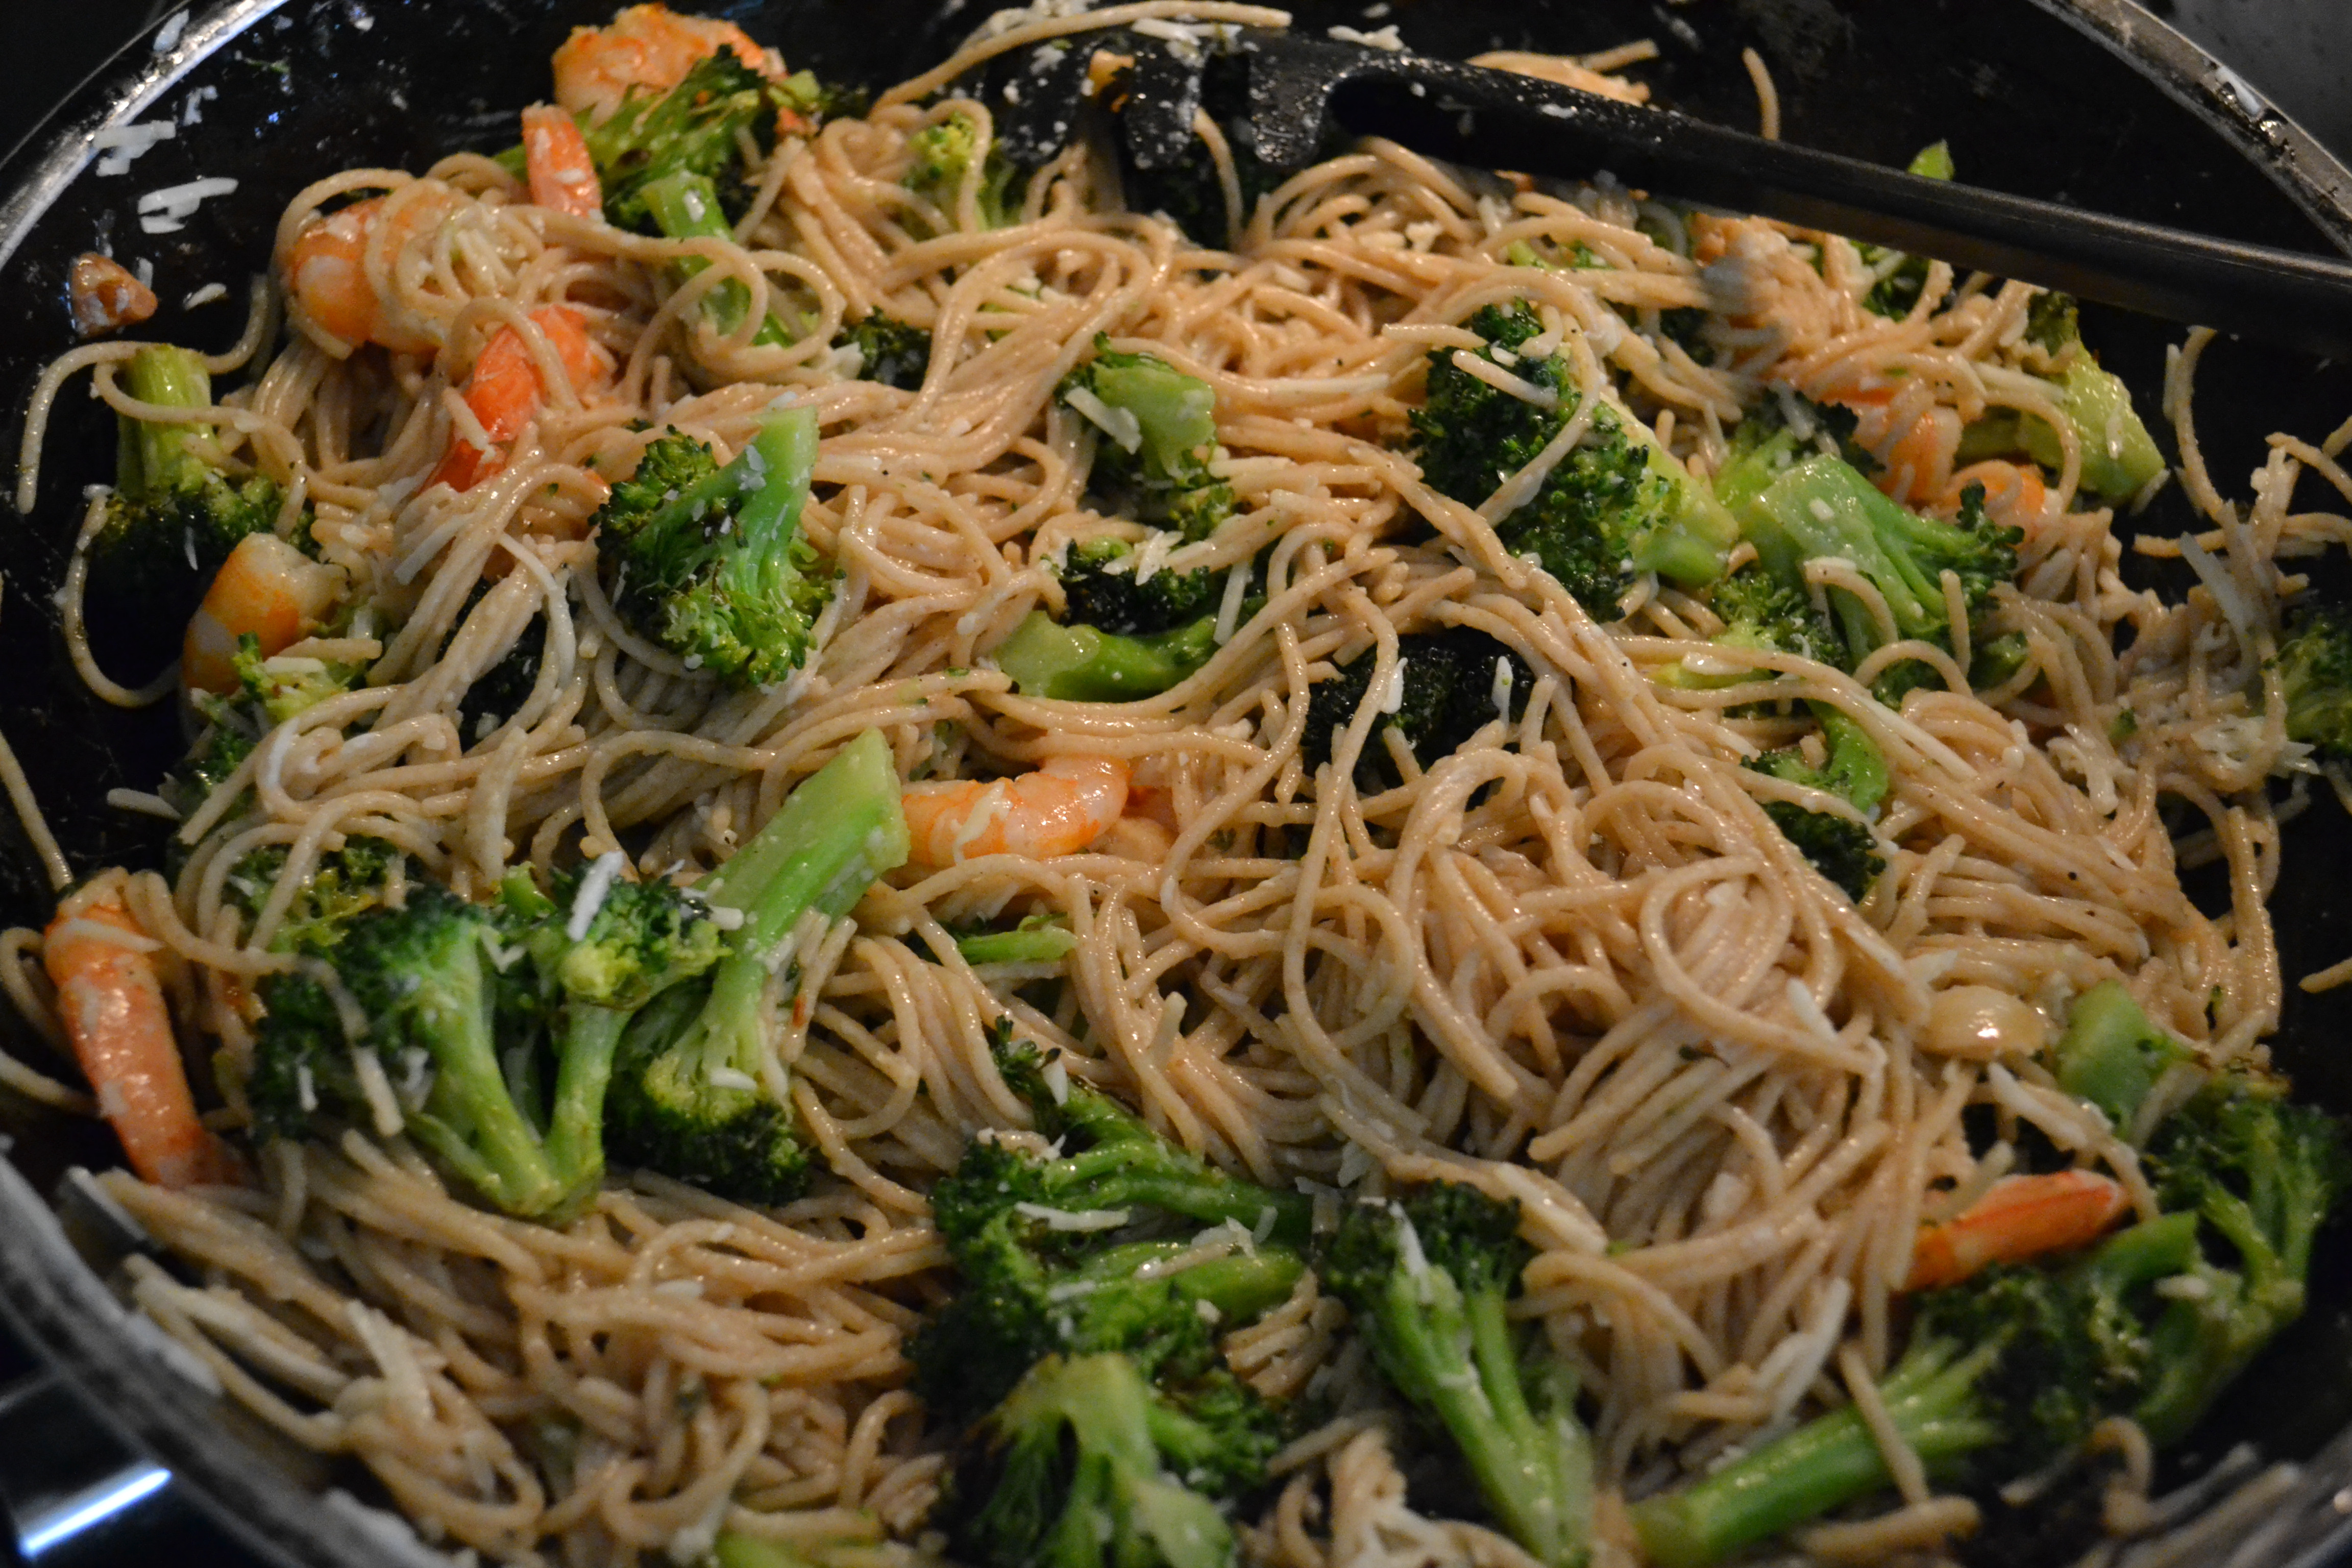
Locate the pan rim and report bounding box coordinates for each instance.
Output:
[2,4,2350,1567]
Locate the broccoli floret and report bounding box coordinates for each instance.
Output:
[1302,626,1533,790]
[1633,1052,2352,1567]
[996,523,1256,705]
[158,633,365,826]
[605,728,910,1205]
[2025,289,2080,353]
[913,1032,1311,1423]
[1631,1230,2187,1568]
[87,344,290,629]
[2132,1071,2352,1443]
[1322,1183,1595,1567]
[1746,707,1889,901]
[2050,979,2191,1134]
[830,311,932,390]
[1950,295,2165,501]
[2272,599,2352,759]
[223,837,406,958]
[1860,140,1957,318]
[1060,337,1234,540]
[579,46,818,232]
[1057,536,1225,635]
[250,885,584,1217]
[905,111,1023,232]
[1716,425,2021,704]
[591,409,833,689]
[1413,303,1737,618]
[499,863,726,1213]
[947,1352,1272,1568]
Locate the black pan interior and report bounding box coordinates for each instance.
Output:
[4,2,2352,1564]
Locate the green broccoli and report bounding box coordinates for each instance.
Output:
[637,169,794,346]
[949,1352,1269,1568]
[2132,1071,2352,1443]
[158,633,364,824]
[512,863,728,1212]
[1714,421,2020,704]
[591,408,832,689]
[992,538,1252,703]
[249,884,586,1218]
[2050,979,2191,1134]
[1634,1010,2352,1567]
[577,46,823,232]
[1059,337,1234,540]
[916,1035,1305,1566]
[605,728,910,1205]
[1302,626,1533,790]
[2272,599,2352,759]
[1412,302,1737,618]
[1322,1183,1595,1567]
[913,1033,1310,1423]
[87,344,290,631]
[222,836,406,958]
[1745,707,1889,901]
[953,911,1077,966]
[1631,1233,2186,1568]
[831,311,932,389]
[905,111,1023,233]
[1952,291,2165,501]
[1860,141,1957,318]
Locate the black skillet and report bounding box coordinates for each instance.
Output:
[4,2,2352,1565]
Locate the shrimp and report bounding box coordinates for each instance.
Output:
[1904,1169,2128,1291]
[430,304,609,492]
[44,882,237,1189]
[551,3,774,125]
[522,104,603,219]
[1944,459,2051,532]
[284,194,446,356]
[902,755,1130,869]
[68,253,157,337]
[182,532,346,695]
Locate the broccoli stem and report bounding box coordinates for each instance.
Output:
[543,1005,627,1199]
[955,914,1077,965]
[119,344,213,492]
[406,934,566,1213]
[689,728,910,1077]
[2019,361,2164,501]
[1632,1338,2004,1568]
[993,609,1218,701]
[640,170,792,346]
[711,1536,814,1568]
[1357,1258,1591,1565]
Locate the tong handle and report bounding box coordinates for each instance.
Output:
[1275,39,2352,354]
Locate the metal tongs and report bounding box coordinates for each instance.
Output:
[971,24,2352,355]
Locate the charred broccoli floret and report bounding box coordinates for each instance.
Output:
[1303,626,1533,790]
[831,311,932,390]
[1745,707,1889,901]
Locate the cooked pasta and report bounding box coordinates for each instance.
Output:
[6,5,2348,1566]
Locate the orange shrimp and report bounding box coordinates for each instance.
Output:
[551,4,775,125]
[44,884,237,1189]
[522,104,603,218]
[68,253,157,337]
[1944,459,2051,531]
[284,193,447,356]
[1904,1169,2128,1291]
[902,755,1130,869]
[430,305,609,492]
[181,532,346,695]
